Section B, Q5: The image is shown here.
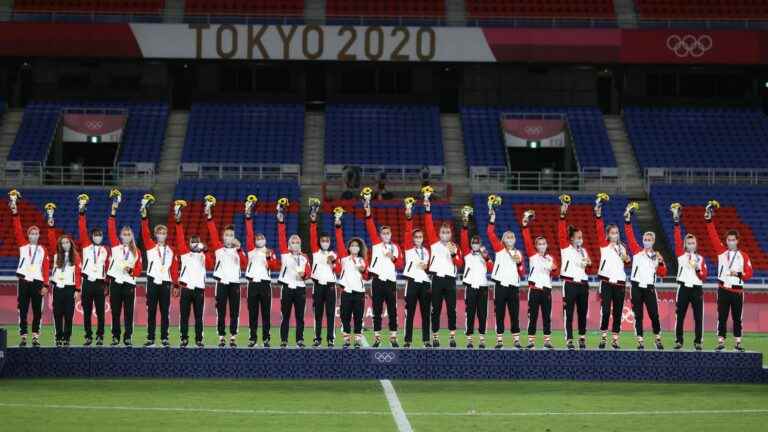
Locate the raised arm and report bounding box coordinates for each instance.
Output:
[595,215,608,247]
[623,222,641,256]
[277,220,288,255]
[74,255,82,290]
[558,217,569,250]
[403,216,414,249]
[206,218,222,251]
[486,222,503,252]
[175,222,189,255]
[309,219,319,254]
[238,248,248,270]
[521,225,535,258]
[107,215,119,247]
[47,226,57,254]
[673,222,684,257]
[335,225,348,258]
[78,214,91,249]
[365,213,382,245]
[705,218,727,255]
[394,243,404,271]
[460,226,470,258]
[141,217,156,251]
[170,254,180,285]
[245,215,255,252]
[12,213,28,247]
[423,210,437,246]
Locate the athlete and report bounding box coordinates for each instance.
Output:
[77,194,109,346]
[46,207,82,347]
[333,208,369,349]
[558,195,593,350]
[402,199,431,348]
[460,209,494,349]
[520,210,558,350]
[276,199,312,347]
[308,199,338,348]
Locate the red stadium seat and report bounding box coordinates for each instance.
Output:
[326,0,445,18]
[465,0,615,19]
[14,0,165,13]
[185,0,304,16]
[636,0,768,20]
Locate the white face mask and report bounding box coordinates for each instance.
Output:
[223,233,235,247]
[727,240,738,250]
[608,233,619,243]
[439,233,451,243]
[92,235,103,245]
[536,244,547,254]
[120,233,132,244]
[62,242,71,252]
[503,237,515,248]
[320,241,331,251]
[643,240,654,249]
[574,238,583,248]
[685,243,696,253]
[471,243,481,252]
[380,233,392,243]
[349,245,360,255]
[190,242,202,252]
[255,239,266,248]
[413,236,424,247]
[289,242,301,253]
[28,232,40,243]
[156,233,167,243]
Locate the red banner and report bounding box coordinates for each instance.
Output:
[62,113,127,143]
[501,118,566,148]
[619,30,764,64]
[3,283,768,334]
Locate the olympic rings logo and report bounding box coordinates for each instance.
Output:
[524,126,543,136]
[666,34,713,58]
[85,120,104,130]
[373,351,397,363]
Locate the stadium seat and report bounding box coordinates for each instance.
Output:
[461,105,617,169]
[182,103,304,165]
[185,0,304,16]
[650,184,768,278]
[167,180,300,252]
[324,104,444,167]
[465,0,615,18]
[636,0,768,20]
[326,0,445,21]
[0,188,147,272]
[624,107,768,170]
[8,101,169,165]
[14,0,165,13]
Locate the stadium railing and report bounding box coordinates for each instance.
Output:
[645,167,768,191]
[324,164,444,181]
[321,180,452,201]
[178,162,301,182]
[1,162,155,188]
[469,168,623,192]
[638,19,768,30]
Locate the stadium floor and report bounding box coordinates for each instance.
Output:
[3,325,768,362]
[0,379,766,432]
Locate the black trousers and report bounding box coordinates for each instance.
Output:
[431,276,457,333]
[494,283,520,335]
[248,280,272,342]
[631,282,661,337]
[81,279,106,339]
[717,287,744,338]
[599,281,626,334]
[215,281,240,337]
[675,284,703,344]
[465,285,488,335]
[340,290,364,334]
[312,281,336,342]
[180,288,205,342]
[404,279,431,342]
[17,279,43,336]
[52,285,75,341]
[146,278,171,341]
[563,281,589,340]
[280,284,306,342]
[110,281,135,340]
[527,287,552,336]
[372,278,397,332]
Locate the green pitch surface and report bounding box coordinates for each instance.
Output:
[3,325,768,363]
[0,379,767,432]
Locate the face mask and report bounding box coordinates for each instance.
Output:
[727,240,738,250]
[190,242,201,252]
[255,239,266,248]
[120,234,132,244]
[92,235,103,245]
[503,237,515,247]
[381,233,392,243]
[156,233,167,242]
[643,240,654,249]
[685,243,696,252]
[290,242,301,253]
[62,242,71,252]
[439,233,451,243]
[573,239,583,248]
[471,243,481,252]
[413,236,424,246]
[28,233,40,243]
[223,234,235,247]
[536,244,547,254]
[349,245,360,255]
[320,241,331,251]
[608,233,619,242]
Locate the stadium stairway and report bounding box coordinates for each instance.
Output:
[299,110,325,236]
[441,113,473,213]
[0,109,22,176]
[148,111,188,222]
[163,0,185,22]
[613,0,639,28]
[305,0,325,23]
[445,0,467,26]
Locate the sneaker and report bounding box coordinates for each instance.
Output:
[432,338,441,348]
[353,341,361,349]
[161,339,170,348]
[611,341,620,350]
[263,340,271,348]
[735,343,745,352]
[312,339,322,348]
[218,339,226,348]
[403,341,412,349]
[525,342,535,350]
[372,336,382,348]
[62,340,70,347]
[494,340,504,350]
[389,337,399,348]
[95,337,103,346]
[637,342,645,350]
[343,340,351,349]
[544,341,554,350]
[143,340,156,348]
[18,337,27,348]
[423,341,432,348]
[83,337,93,347]
[466,342,474,349]
[578,339,587,350]
[694,343,703,351]
[123,339,132,347]
[111,337,120,347]
[55,340,63,348]
[297,340,305,348]
[715,342,726,352]
[229,339,237,348]
[180,339,189,348]
[248,340,257,348]
[566,340,575,350]
[327,340,335,348]
[280,341,288,348]
[655,339,664,351]
[478,341,486,349]
[598,338,607,349]
[195,341,204,348]
[449,337,457,348]
[32,337,41,348]
[513,340,522,350]
[674,342,683,350]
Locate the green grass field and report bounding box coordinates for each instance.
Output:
[0,379,766,432]
[3,325,768,363]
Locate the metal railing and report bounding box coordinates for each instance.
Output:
[322,180,452,202]
[0,163,155,188]
[178,163,301,181]
[638,18,768,30]
[469,168,624,193]
[324,165,444,182]
[645,168,768,190]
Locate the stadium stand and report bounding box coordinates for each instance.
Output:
[184,0,305,23]
[182,103,304,165]
[465,0,615,18]
[460,106,616,169]
[0,188,147,272]
[7,101,168,165]
[471,193,640,270]
[326,0,445,24]
[635,0,768,20]
[167,180,300,251]
[650,184,768,278]
[324,104,444,167]
[12,0,164,22]
[624,107,768,170]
